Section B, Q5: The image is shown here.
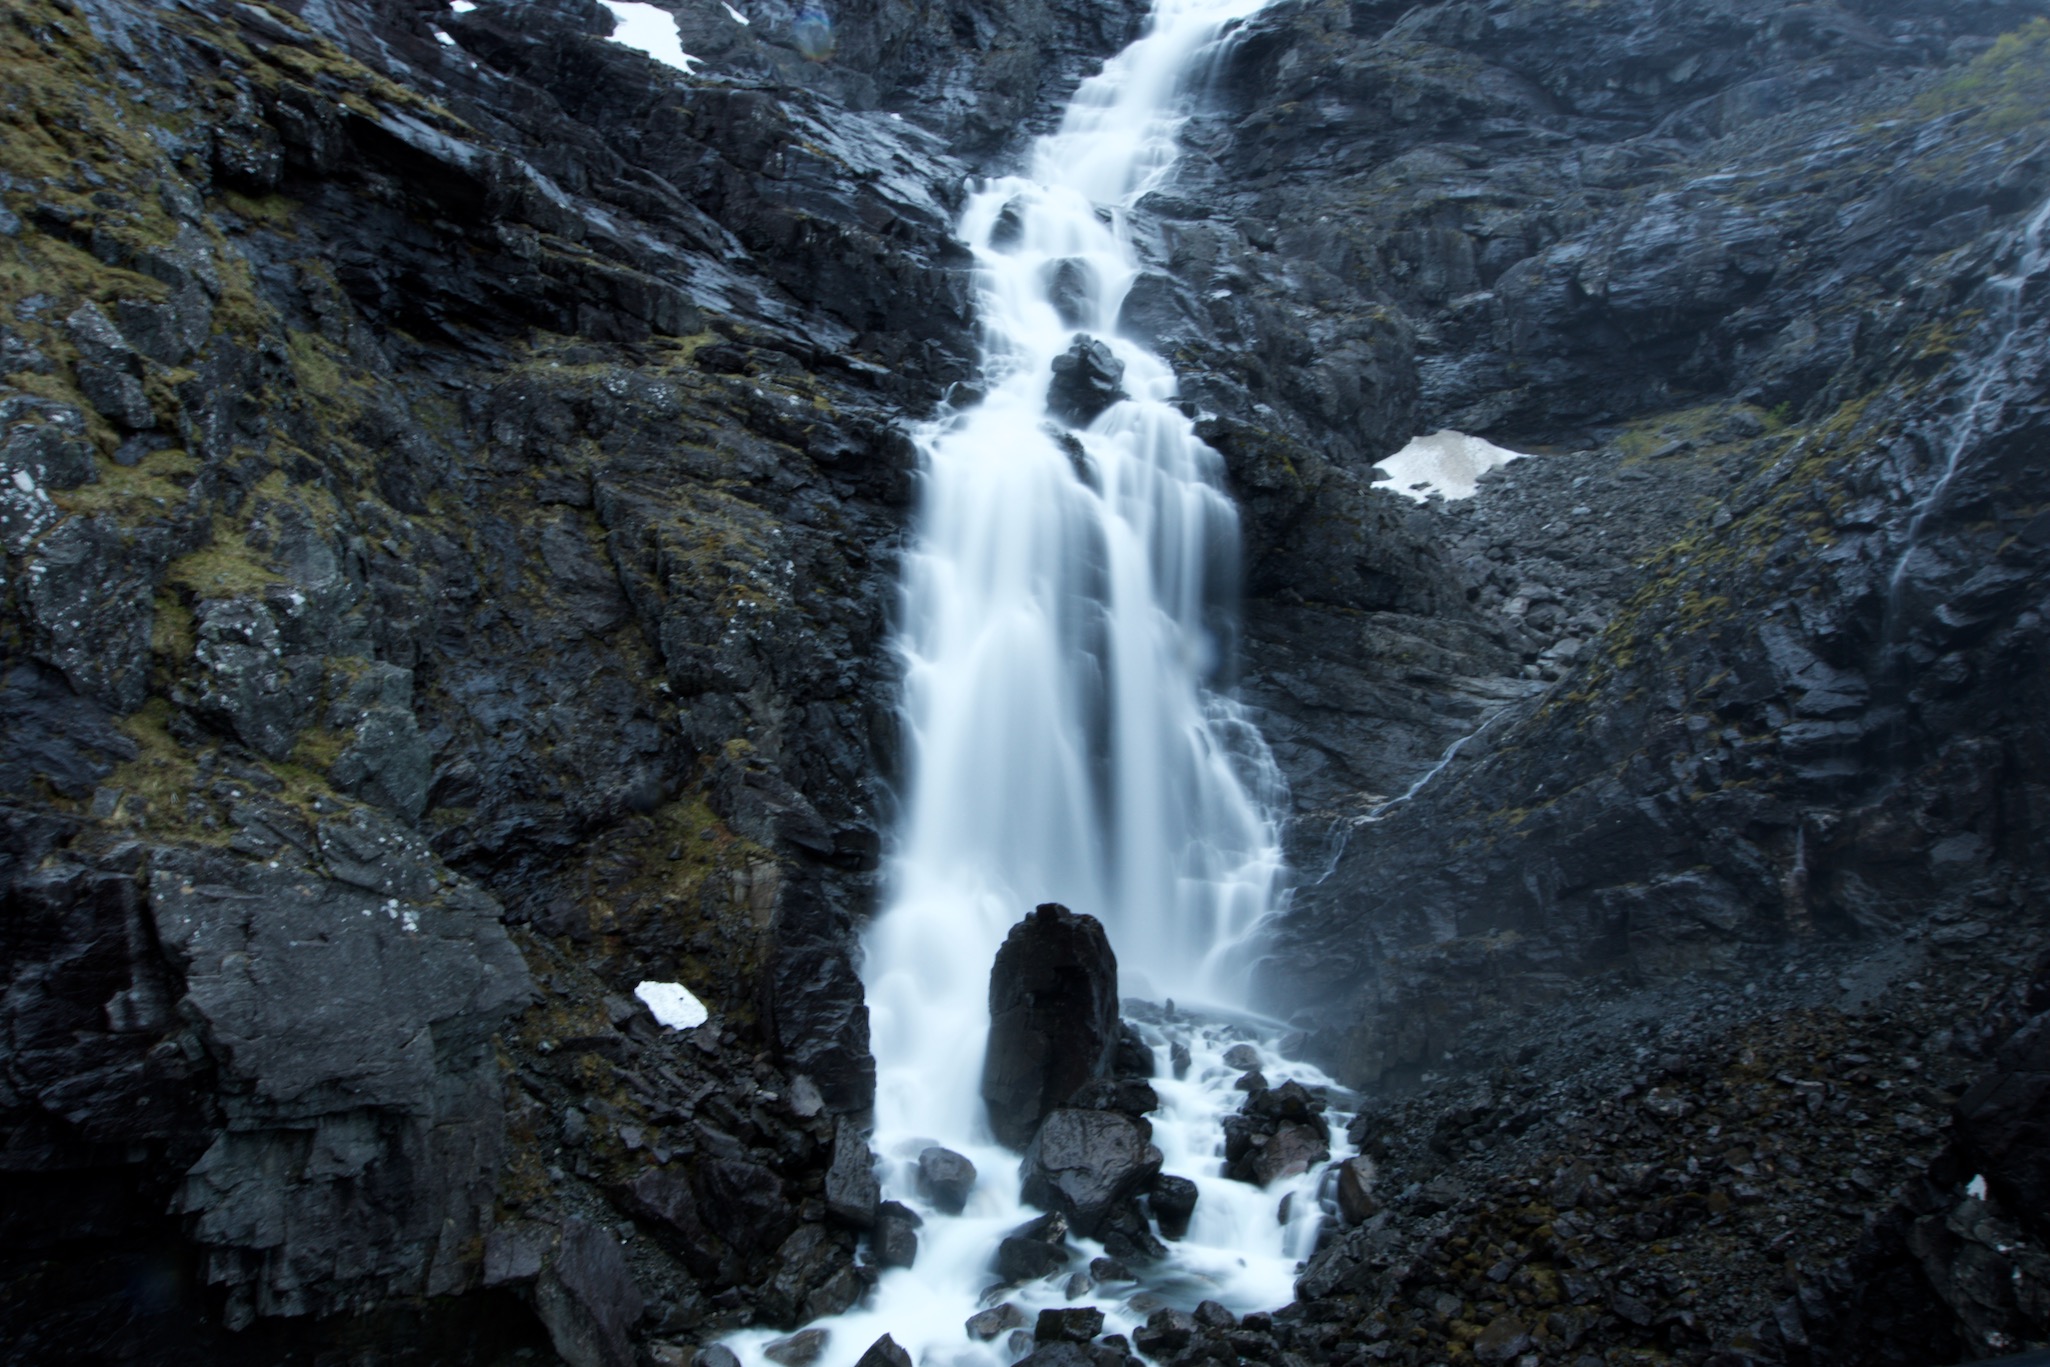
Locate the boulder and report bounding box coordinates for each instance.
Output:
[535,1219,645,1367]
[983,902,1122,1148]
[853,1335,912,1367]
[1336,1155,1378,1225]
[917,1145,978,1213]
[616,1167,721,1276]
[874,1200,921,1268]
[1021,1107,1161,1236]
[825,1120,880,1227]
[1036,1306,1105,1342]
[967,1302,1029,1340]
[1147,1173,1198,1239]
[1252,1120,1331,1187]
[1046,338,1127,428]
[763,1329,829,1366]
[996,1235,1072,1282]
[1045,258,1099,328]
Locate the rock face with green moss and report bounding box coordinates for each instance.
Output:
[0,0,1145,1355]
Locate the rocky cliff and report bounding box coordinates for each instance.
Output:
[0,0,1139,1356]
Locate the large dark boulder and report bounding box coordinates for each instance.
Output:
[1020,1107,1161,1237]
[983,903,1122,1148]
[1046,338,1128,428]
[916,1146,978,1214]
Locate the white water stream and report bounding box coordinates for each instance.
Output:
[725,1,1357,1362]
[1888,192,2050,598]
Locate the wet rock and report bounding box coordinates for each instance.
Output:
[825,1120,881,1227]
[983,903,1122,1148]
[1147,1173,1198,1240]
[967,1302,1029,1340]
[1193,1300,1235,1330]
[1045,258,1099,328]
[535,1219,645,1367]
[1021,1107,1161,1237]
[852,1336,911,1367]
[1336,1155,1378,1225]
[1036,1305,1105,1342]
[996,1234,1072,1283]
[917,1145,978,1214]
[1133,1306,1196,1355]
[1223,1043,1261,1071]
[763,1329,829,1366]
[1046,337,1127,428]
[874,1200,921,1269]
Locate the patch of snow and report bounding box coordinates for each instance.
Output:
[635,979,710,1030]
[432,27,454,44]
[450,0,475,9]
[600,1,703,72]
[1373,429,1527,502]
[722,1,749,23]
[1968,1173,1989,1200]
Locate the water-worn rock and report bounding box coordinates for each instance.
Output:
[983,903,1123,1147]
[967,1302,1029,1340]
[825,1120,881,1227]
[1045,337,1128,427]
[917,1145,979,1214]
[852,1335,912,1367]
[1147,1173,1199,1239]
[874,1200,921,1268]
[1020,1107,1162,1236]
[1035,1305,1106,1342]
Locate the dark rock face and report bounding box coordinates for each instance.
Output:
[1045,338,1129,428]
[983,902,1123,1148]
[535,1219,645,1367]
[1020,1107,1162,1237]
[0,0,1177,1349]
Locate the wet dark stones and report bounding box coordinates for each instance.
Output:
[1046,337,1128,428]
[1020,1107,1162,1237]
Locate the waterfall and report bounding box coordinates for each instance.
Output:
[724,2,1356,1363]
[1888,193,2050,599]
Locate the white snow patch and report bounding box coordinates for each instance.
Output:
[635,980,710,1030]
[1374,429,1527,502]
[721,1,749,23]
[432,27,454,44]
[450,0,475,9]
[600,2,702,72]
[1968,1173,1989,1200]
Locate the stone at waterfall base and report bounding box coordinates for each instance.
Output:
[982,902,1122,1149]
[916,1145,977,1213]
[1020,1108,1161,1237]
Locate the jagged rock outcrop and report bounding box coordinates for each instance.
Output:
[0,0,1140,1354]
[982,902,1122,1148]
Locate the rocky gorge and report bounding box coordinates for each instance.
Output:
[2,0,2049,1364]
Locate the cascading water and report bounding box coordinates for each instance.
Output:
[1888,193,2050,599]
[724,2,1357,1363]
